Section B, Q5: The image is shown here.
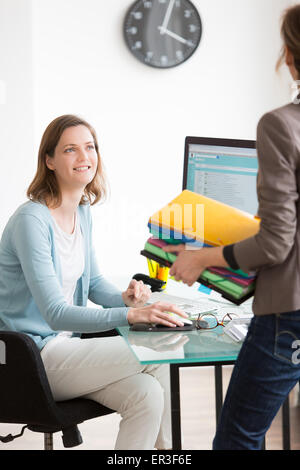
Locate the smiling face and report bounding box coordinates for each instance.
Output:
[46,125,98,192]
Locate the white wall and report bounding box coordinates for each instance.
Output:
[0,0,295,282]
[0,0,34,231]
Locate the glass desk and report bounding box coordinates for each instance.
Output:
[116,324,291,450]
[117,324,241,449]
[106,278,290,449]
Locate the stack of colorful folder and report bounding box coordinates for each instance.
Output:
[140,190,260,305]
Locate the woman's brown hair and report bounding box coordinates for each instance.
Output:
[27,115,107,208]
[277,4,300,78]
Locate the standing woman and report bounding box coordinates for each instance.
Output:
[0,114,188,450]
[164,4,300,450]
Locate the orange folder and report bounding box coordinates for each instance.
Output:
[148,190,260,247]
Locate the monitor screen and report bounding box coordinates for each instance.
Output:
[183,137,258,215]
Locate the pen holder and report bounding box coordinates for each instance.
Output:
[147,258,169,290]
[157,266,169,286]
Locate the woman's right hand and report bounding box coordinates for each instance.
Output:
[127,301,189,328]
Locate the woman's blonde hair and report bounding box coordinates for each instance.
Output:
[27,114,107,208]
[277,4,300,78]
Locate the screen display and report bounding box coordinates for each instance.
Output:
[185,143,258,215]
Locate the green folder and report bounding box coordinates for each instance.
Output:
[200,270,255,299]
[144,241,177,264]
[140,248,255,305]
[144,241,255,300]
[149,232,253,279]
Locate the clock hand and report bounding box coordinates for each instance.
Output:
[158,27,190,45]
[160,0,176,33]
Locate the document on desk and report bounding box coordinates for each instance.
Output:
[147,290,254,321]
[147,291,219,317]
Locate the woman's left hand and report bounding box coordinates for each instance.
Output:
[122,279,152,307]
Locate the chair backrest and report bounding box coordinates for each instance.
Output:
[0,331,63,427]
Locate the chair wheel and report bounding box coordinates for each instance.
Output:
[62,426,83,448]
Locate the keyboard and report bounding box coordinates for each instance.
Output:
[147,292,218,318]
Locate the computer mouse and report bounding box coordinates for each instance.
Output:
[169,313,193,325]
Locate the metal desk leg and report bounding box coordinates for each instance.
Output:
[282,395,291,450]
[170,364,182,450]
[215,365,223,426]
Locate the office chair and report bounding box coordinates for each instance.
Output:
[0,331,115,450]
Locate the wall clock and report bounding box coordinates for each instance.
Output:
[124,0,202,69]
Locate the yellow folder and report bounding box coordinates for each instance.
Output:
[148,190,260,247]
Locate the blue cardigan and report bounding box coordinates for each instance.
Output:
[0,201,130,350]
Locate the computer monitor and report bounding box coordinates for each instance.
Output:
[183,136,258,215]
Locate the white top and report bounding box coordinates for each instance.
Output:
[52,213,85,337]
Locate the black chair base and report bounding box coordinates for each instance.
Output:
[28,424,84,448]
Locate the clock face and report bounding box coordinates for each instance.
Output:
[124,0,202,69]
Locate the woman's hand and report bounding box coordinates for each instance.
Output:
[163,244,228,286]
[122,279,151,308]
[127,301,189,327]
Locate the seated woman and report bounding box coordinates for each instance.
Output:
[0,114,187,450]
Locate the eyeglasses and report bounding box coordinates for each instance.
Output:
[196,312,239,330]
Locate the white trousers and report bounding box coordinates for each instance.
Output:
[40,335,171,450]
